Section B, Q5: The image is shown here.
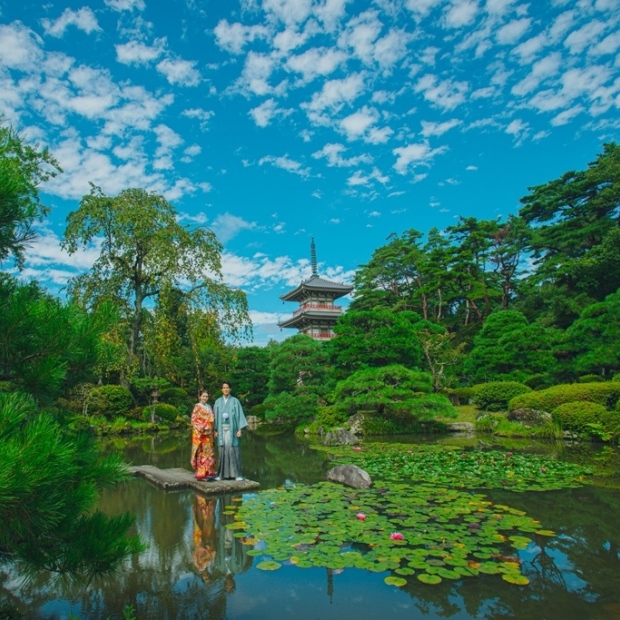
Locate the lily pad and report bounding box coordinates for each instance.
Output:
[384,576,407,587]
[417,573,442,585]
[256,560,282,571]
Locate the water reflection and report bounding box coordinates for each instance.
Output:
[1,431,619,619]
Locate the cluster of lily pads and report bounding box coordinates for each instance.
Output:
[320,443,592,492]
[228,482,556,586]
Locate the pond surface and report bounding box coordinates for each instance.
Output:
[2,430,620,620]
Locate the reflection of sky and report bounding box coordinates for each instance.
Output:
[520,535,590,596]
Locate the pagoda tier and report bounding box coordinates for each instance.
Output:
[278,241,353,340]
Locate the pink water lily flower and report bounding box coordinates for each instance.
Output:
[356,513,367,520]
[352,446,362,451]
[390,532,404,540]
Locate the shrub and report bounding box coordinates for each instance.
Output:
[249,403,267,420]
[523,374,555,390]
[578,374,603,383]
[316,405,349,429]
[159,387,192,412]
[473,381,531,412]
[143,403,178,423]
[445,387,475,405]
[551,401,614,435]
[86,385,135,419]
[509,382,620,412]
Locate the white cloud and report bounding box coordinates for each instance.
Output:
[312,142,372,167]
[338,105,379,140]
[564,20,606,55]
[213,20,268,55]
[211,213,257,244]
[104,0,146,10]
[414,74,469,110]
[392,142,447,175]
[551,105,584,126]
[286,47,347,83]
[444,0,479,29]
[258,154,311,177]
[496,17,531,45]
[303,72,367,119]
[249,98,289,127]
[116,39,166,65]
[420,118,461,137]
[182,108,215,131]
[156,57,201,86]
[41,8,101,38]
[0,23,44,71]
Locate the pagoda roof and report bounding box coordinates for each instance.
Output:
[280,275,353,302]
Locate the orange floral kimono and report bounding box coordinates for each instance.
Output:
[190,402,216,480]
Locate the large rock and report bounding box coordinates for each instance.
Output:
[326,464,372,489]
[507,408,552,427]
[323,427,358,446]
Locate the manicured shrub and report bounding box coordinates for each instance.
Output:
[143,403,179,423]
[86,385,135,419]
[160,387,193,412]
[473,381,531,412]
[552,401,613,434]
[523,374,555,390]
[578,374,603,383]
[249,403,267,420]
[316,405,349,429]
[509,382,620,412]
[446,387,475,405]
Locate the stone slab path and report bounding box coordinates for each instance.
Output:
[126,465,260,494]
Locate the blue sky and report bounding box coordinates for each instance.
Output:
[1,0,619,345]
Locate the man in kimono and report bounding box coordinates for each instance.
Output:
[213,381,248,480]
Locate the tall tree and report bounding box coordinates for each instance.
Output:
[327,309,424,380]
[518,142,620,325]
[62,186,252,378]
[0,118,61,268]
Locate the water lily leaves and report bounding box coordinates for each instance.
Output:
[256,560,281,571]
[502,573,530,586]
[535,529,556,536]
[314,443,591,492]
[231,481,546,587]
[384,576,407,587]
[417,573,442,585]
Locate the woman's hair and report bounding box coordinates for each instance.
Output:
[198,389,209,398]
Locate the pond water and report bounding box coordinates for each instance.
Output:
[3,430,620,620]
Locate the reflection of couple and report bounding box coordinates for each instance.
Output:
[192,493,251,590]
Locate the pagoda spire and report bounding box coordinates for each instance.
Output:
[310,237,318,277]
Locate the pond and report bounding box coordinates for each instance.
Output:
[2,430,620,620]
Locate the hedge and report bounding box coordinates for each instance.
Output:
[86,385,135,419]
[143,403,179,423]
[552,401,617,435]
[509,382,620,413]
[473,381,531,412]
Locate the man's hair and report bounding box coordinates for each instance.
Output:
[221,381,232,389]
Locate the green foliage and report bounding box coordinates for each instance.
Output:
[332,365,455,424]
[249,403,267,419]
[445,386,475,405]
[0,118,61,269]
[578,374,603,383]
[473,381,531,412]
[229,345,270,408]
[86,385,135,419]
[62,185,251,380]
[263,390,318,424]
[144,403,179,423]
[328,309,424,380]
[159,386,192,412]
[0,392,143,578]
[552,401,618,437]
[564,290,620,377]
[509,382,620,412]
[0,275,116,401]
[518,142,620,326]
[267,334,330,398]
[464,311,557,384]
[316,404,349,429]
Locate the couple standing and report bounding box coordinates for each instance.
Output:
[190,381,248,481]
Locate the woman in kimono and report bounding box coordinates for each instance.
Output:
[190,390,216,480]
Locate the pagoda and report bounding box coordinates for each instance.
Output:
[278,239,353,340]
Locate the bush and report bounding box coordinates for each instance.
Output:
[143,403,179,423]
[86,385,135,419]
[523,374,555,390]
[509,382,620,413]
[249,403,267,420]
[551,401,616,435]
[578,374,603,383]
[445,387,475,405]
[316,405,349,429]
[159,387,192,412]
[473,381,531,412]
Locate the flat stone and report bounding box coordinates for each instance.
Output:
[445,422,475,433]
[125,465,260,494]
[326,464,372,489]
